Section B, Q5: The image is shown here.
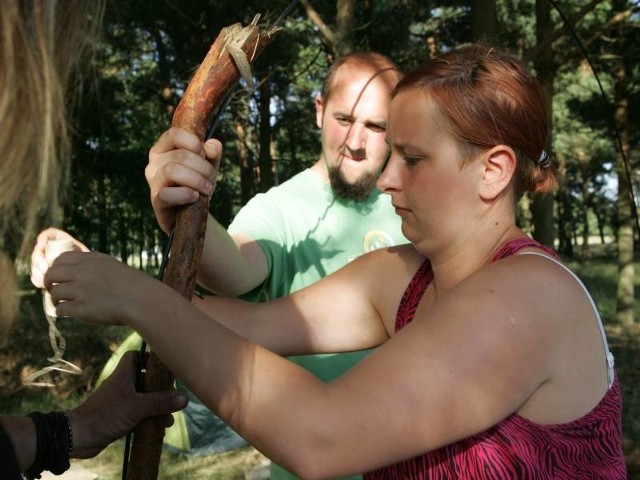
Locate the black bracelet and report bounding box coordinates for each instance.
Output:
[61,412,73,458]
[24,411,72,479]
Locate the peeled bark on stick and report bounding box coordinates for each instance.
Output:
[126,16,280,480]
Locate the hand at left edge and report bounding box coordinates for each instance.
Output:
[68,351,188,459]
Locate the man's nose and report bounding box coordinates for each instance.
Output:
[345,124,365,151]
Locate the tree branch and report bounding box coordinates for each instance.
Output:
[300,0,336,53]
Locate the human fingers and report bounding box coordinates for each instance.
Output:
[132,389,189,421]
[30,231,52,288]
[149,167,211,233]
[69,351,187,458]
[147,129,214,233]
[149,127,204,157]
[44,252,131,325]
[31,229,90,288]
[202,138,223,191]
[155,185,201,210]
[146,127,211,187]
[44,261,87,321]
[156,155,214,195]
[42,251,81,290]
[111,352,188,419]
[37,227,86,247]
[48,228,89,251]
[156,127,205,155]
[203,138,223,168]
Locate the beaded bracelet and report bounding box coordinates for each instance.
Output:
[24,411,73,479]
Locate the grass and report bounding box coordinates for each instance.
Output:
[567,246,640,479]
[1,247,639,478]
[68,441,268,479]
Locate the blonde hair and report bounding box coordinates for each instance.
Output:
[0,0,104,340]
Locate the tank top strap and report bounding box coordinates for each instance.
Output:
[396,238,556,333]
[493,238,613,388]
[490,236,560,262]
[395,237,613,388]
[395,260,432,332]
[516,251,615,389]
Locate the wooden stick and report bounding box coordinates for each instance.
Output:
[125,17,280,480]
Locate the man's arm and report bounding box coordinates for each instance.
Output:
[192,246,421,355]
[146,127,268,296]
[196,219,269,296]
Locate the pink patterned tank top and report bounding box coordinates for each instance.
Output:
[364,238,626,479]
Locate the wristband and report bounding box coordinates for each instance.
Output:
[24,411,72,479]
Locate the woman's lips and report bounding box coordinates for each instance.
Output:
[393,205,411,216]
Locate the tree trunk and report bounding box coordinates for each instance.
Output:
[471,0,498,43]
[138,207,144,268]
[556,153,574,256]
[580,159,591,258]
[336,0,356,56]
[258,74,274,192]
[96,168,108,254]
[593,204,606,244]
[234,118,255,205]
[532,0,557,248]
[613,49,635,326]
[154,29,177,121]
[118,207,128,263]
[581,191,590,258]
[301,0,356,58]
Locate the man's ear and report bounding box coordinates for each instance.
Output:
[479,145,516,201]
[315,96,324,129]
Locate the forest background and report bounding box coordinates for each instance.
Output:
[1,0,640,478]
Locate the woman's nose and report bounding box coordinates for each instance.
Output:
[377,155,400,193]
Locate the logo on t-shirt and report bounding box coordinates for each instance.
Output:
[347,230,396,263]
[363,229,395,252]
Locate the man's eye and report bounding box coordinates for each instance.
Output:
[404,156,420,166]
[367,124,386,133]
[336,117,353,126]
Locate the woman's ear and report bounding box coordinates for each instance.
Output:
[479,145,516,201]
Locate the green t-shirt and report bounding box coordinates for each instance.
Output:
[230,169,406,480]
[229,168,406,300]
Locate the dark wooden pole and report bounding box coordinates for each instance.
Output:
[125,17,280,480]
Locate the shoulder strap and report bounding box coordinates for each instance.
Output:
[518,251,615,389]
[490,237,560,262]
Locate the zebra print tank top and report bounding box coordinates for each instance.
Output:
[364,238,626,479]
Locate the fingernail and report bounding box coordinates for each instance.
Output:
[172,392,188,408]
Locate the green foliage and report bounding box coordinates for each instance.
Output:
[4,1,640,476]
[48,0,637,265]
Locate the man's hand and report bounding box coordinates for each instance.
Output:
[146,127,222,233]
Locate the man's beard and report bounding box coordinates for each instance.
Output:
[328,163,378,202]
